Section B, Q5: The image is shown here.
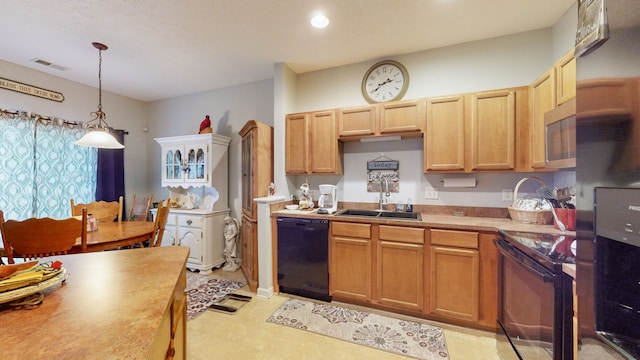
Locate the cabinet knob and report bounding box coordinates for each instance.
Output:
[187,219,192,225]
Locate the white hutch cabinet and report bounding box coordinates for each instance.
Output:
[154,133,231,274]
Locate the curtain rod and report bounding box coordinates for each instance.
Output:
[0,107,128,134]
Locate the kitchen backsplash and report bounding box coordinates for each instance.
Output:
[289,139,576,208]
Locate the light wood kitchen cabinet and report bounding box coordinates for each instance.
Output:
[376,225,425,311]
[337,104,377,137]
[424,94,466,171]
[285,110,342,174]
[527,49,576,170]
[285,113,308,174]
[328,219,498,331]
[330,222,372,302]
[530,68,557,169]
[468,89,517,170]
[337,99,425,141]
[429,229,480,322]
[555,48,576,106]
[241,215,257,291]
[239,120,273,292]
[379,98,425,134]
[425,88,529,173]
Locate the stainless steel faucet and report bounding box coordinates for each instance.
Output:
[379,178,390,210]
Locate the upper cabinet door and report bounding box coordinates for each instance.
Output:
[469,90,516,170]
[337,105,377,138]
[310,110,340,174]
[285,113,309,174]
[424,95,466,172]
[379,98,425,134]
[530,69,557,169]
[555,49,576,106]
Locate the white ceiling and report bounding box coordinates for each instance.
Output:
[1,0,576,102]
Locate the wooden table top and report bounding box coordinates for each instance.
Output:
[1,246,190,359]
[72,221,155,253]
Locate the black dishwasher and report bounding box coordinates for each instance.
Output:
[277,217,331,302]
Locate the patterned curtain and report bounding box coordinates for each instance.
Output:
[0,110,97,220]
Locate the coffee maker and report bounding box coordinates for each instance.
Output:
[317,184,338,214]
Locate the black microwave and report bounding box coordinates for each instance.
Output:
[545,98,576,169]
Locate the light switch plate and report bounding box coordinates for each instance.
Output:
[425,187,438,200]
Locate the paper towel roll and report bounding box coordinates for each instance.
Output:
[442,177,477,188]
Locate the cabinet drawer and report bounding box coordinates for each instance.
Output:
[430,229,478,249]
[379,225,424,244]
[332,222,371,239]
[177,215,203,228]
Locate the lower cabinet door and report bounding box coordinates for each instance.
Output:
[241,217,257,292]
[330,236,371,302]
[179,227,203,266]
[376,240,424,311]
[430,246,480,322]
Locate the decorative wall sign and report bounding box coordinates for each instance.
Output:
[366,154,399,192]
[0,77,65,102]
[575,0,609,57]
[367,170,399,193]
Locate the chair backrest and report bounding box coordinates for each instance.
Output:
[0,209,88,264]
[128,194,153,221]
[71,196,123,223]
[150,198,171,248]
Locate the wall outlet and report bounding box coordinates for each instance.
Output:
[502,189,513,202]
[425,187,439,200]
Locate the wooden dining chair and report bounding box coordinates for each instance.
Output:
[0,209,88,264]
[70,196,124,223]
[150,198,171,248]
[128,194,153,221]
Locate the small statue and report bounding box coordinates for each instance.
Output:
[222,216,241,271]
[199,115,213,134]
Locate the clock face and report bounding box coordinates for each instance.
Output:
[361,60,409,103]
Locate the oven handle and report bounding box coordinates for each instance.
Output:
[495,238,555,283]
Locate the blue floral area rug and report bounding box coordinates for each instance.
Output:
[267,298,449,359]
[185,271,245,320]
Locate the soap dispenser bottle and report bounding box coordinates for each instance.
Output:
[406,198,413,213]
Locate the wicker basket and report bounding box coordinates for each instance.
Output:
[507,177,553,225]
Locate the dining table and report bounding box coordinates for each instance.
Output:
[71,220,156,253]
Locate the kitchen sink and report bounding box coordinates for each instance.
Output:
[334,209,421,221]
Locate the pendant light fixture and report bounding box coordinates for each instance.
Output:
[74,42,124,149]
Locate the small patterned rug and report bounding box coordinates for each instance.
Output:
[185,271,245,320]
[267,298,449,359]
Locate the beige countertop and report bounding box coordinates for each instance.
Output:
[274,208,574,236]
[1,246,189,359]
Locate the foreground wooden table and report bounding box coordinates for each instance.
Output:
[1,246,189,359]
[72,221,156,253]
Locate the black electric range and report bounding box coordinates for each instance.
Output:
[498,230,576,269]
[495,230,576,360]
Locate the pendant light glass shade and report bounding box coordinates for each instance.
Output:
[75,129,124,149]
[74,42,124,149]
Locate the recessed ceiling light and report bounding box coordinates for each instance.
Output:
[310,14,329,29]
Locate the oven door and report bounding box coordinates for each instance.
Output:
[495,238,565,360]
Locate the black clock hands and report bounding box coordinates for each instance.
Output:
[371,78,392,93]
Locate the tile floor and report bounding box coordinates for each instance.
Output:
[187,268,500,359]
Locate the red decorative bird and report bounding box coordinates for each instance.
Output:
[199,115,211,133]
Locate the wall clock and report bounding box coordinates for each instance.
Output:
[361,60,409,103]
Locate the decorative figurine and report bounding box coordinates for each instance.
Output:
[199,115,213,134]
[222,216,241,271]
